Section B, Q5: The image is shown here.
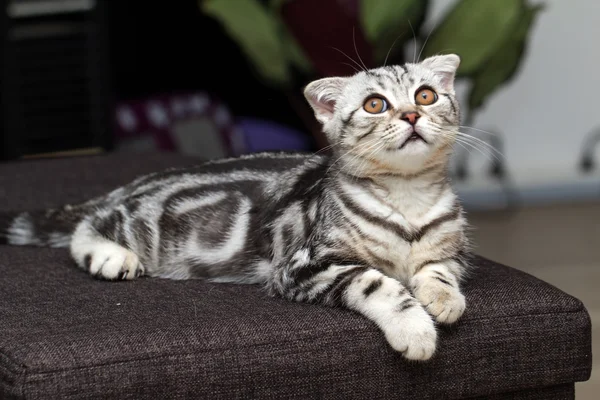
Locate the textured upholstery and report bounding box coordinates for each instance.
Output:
[472,383,574,399]
[0,153,592,399]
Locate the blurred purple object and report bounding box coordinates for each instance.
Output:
[238,118,314,153]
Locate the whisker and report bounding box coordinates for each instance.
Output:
[454,137,501,163]
[341,62,360,73]
[452,138,497,163]
[340,152,368,183]
[313,143,338,156]
[452,140,472,154]
[448,132,503,160]
[349,136,388,176]
[333,141,382,182]
[384,33,403,67]
[364,143,387,172]
[430,125,503,162]
[353,27,369,71]
[428,122,504,158]
[380,129,399,142]
[408,19,417,64]
[330,46,365,72]
[459,125,499,136]
[348,141,387,180]
[325,137,381,177]
[355,138,385,160]
[417,19,439,62]
[326,148,356,176]
[456,132,504,158]
[439,134,472,156]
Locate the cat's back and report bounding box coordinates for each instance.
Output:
[112,151,331,279]
[113,151,329,209]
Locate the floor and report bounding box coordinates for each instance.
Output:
[468,201,599,399]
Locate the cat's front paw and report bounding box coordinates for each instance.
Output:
[383,305,437,361]
[87,243,144,280]
[413,281,466,324]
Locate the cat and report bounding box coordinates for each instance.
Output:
[1,54,469,361]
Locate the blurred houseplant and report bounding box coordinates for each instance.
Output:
[199,0,543,145]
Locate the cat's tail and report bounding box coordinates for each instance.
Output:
[0,204,92,248]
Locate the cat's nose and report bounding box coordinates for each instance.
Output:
[400,111,420,125]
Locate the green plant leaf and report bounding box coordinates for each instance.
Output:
[269,3,313,74]
[468,4,543,112]
[280,25,313,73]
[268,0,289,9]
[421,0,523,75]
[360,0,427,64]
[201,0,290,86]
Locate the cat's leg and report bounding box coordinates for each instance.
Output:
[70,217,144,280]
[410,259,466,324]
[271,249,437,360]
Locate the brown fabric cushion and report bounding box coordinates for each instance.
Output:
[470,383,575,400]
[473,383,574,400]
[0,153,592,399]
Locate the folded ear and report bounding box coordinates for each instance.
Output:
[420,54,460,91]
[303,77,350,125]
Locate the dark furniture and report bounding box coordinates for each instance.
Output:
[0,153,592,399]
[1,0,112,160]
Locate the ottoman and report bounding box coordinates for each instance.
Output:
[0,153,592,399]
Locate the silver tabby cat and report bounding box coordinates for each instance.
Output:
[2,54,469,360]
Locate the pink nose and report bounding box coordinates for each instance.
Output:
[401,111,420,125]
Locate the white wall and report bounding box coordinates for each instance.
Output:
[427,0,600,208]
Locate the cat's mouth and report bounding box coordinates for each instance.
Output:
[399,132,428,149]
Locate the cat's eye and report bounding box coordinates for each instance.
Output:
[415,87,438,106]
[363,97,388,114]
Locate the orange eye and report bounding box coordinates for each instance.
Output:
[415,87,438,106]
[363,97,388,114]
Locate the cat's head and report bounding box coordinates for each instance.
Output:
[304,54,460,175]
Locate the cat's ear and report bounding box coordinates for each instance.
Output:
[420,54,460,90]
[304,77,350,125]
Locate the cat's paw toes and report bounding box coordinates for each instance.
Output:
[88,243,143,281]
[384,305,437,361]
[414,282,466,325]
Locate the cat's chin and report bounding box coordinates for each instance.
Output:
[398,133,428,149]
[374,144,443,174]
[339,140,445,177]
[389,139,431,158]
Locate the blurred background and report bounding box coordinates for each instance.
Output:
[0,0,598,395]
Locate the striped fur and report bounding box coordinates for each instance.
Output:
[1,54,470,360]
